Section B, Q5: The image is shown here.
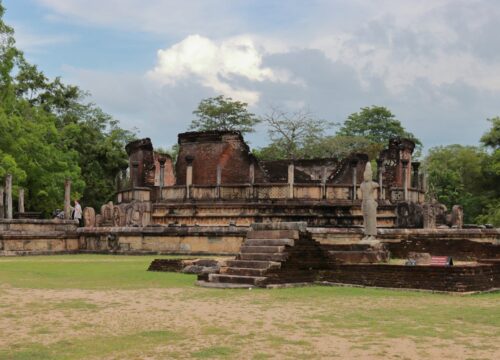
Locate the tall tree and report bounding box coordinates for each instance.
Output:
[190,95,260,134]
[338,106,422,152]
[0,3,133,214]
[424,145,490,224]
[256,107,335,160]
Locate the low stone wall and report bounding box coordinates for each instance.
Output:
[1,221,498,259]
[78,226,245,255]
[318,263,500,292]
[0,219,78,255]
[312,228,500,260]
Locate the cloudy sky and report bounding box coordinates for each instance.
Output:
[4,0,500,151]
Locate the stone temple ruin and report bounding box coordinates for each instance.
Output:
[0,130,499,292]
[87,131,454,229]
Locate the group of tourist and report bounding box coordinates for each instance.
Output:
[52,200,82,226]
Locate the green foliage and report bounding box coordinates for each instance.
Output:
[424,140,500,225]
[303,135,382,160]
[338,106,422,153]
[190,95,260,134]
[256,107,335,160]
[256,105,420,161]
[0,4,133,214]
[481,117,500,148]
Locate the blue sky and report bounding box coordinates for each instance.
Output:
[4,0,500,151]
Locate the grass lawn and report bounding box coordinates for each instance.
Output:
[0,254,498,359]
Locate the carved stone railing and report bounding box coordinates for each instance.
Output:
[131,183,426,204]
[117,187,151,203]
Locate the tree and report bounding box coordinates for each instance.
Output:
[0,3,134,214]
[481,117,500,149]
[302,135,379,160]
[476,117,500,225]
[424,145,489,224]
[338,106,422,152]
[256,107,335,160]
[189,95,260,134]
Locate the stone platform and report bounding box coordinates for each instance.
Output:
[197,222,499,292]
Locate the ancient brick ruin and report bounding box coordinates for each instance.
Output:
[1,129,498,293]
[88,130,452,230]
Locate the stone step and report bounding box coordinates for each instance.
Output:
[240,253,288,261]
[247,230,299,240]
[240,245,285,254]
[225,259,281,269]
[224,267,268,276]
[196,280,256,289]
[250,222,308,231]
[209,273,266,285]
[244,238,295,247]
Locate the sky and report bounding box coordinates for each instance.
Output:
[3,0,500,151]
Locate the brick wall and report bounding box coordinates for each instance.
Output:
[318,263,500,292]
[175,131,265,185]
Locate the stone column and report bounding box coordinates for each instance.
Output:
[249,163,255,184]
[376,159,384,200]
[18,188,25,213]
[249,163,255,200]
[159,158,166,200]
[186,156,193,199]
[64,178,71,220]
[350,159,358,201]
[411,162,420,189]
[288,162,294,199]
[131,162,139,187]
[321,166,327,199]
[0,186,4,219]
[216,164,222,199]
[401,160,409,201]
[5,174,13,220]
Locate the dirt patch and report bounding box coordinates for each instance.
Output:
[0,287,498,359]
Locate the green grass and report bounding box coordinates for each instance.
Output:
[0,254,498,359]
[0,254,196,289]
[191,346,236,359]
[0,330,184,360]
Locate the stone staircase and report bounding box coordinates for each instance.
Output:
[199,222,330,288]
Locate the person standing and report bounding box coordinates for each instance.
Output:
[73,200,83,226]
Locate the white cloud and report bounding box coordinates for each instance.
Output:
[147,34,289,105]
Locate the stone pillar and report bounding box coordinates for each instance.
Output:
[411,162,420,189]
[186,156,193,199]
[64,178,71,220]
[0,186,4,219]
[401,160,409,201]
[18,188,25,213]
[159,158,166,200]
[350,159,358,201]
[376,159,384,200]
[249,163,255,184]
[321,166,327,199]
[5,174,13,220]
[288,162,294,199]
[216,164,222,199]
[131,162,139,187]
[249,163,255,200]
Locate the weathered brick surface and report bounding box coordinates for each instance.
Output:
[318,263,500,292]
[384,238,500,261]
[175,131,265,185]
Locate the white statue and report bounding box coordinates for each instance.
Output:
[360,162,379,241]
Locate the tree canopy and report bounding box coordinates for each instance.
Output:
[338,106,422,151]
[0,3,134,215]
[424,118,500,226]
[189,95,260,134]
